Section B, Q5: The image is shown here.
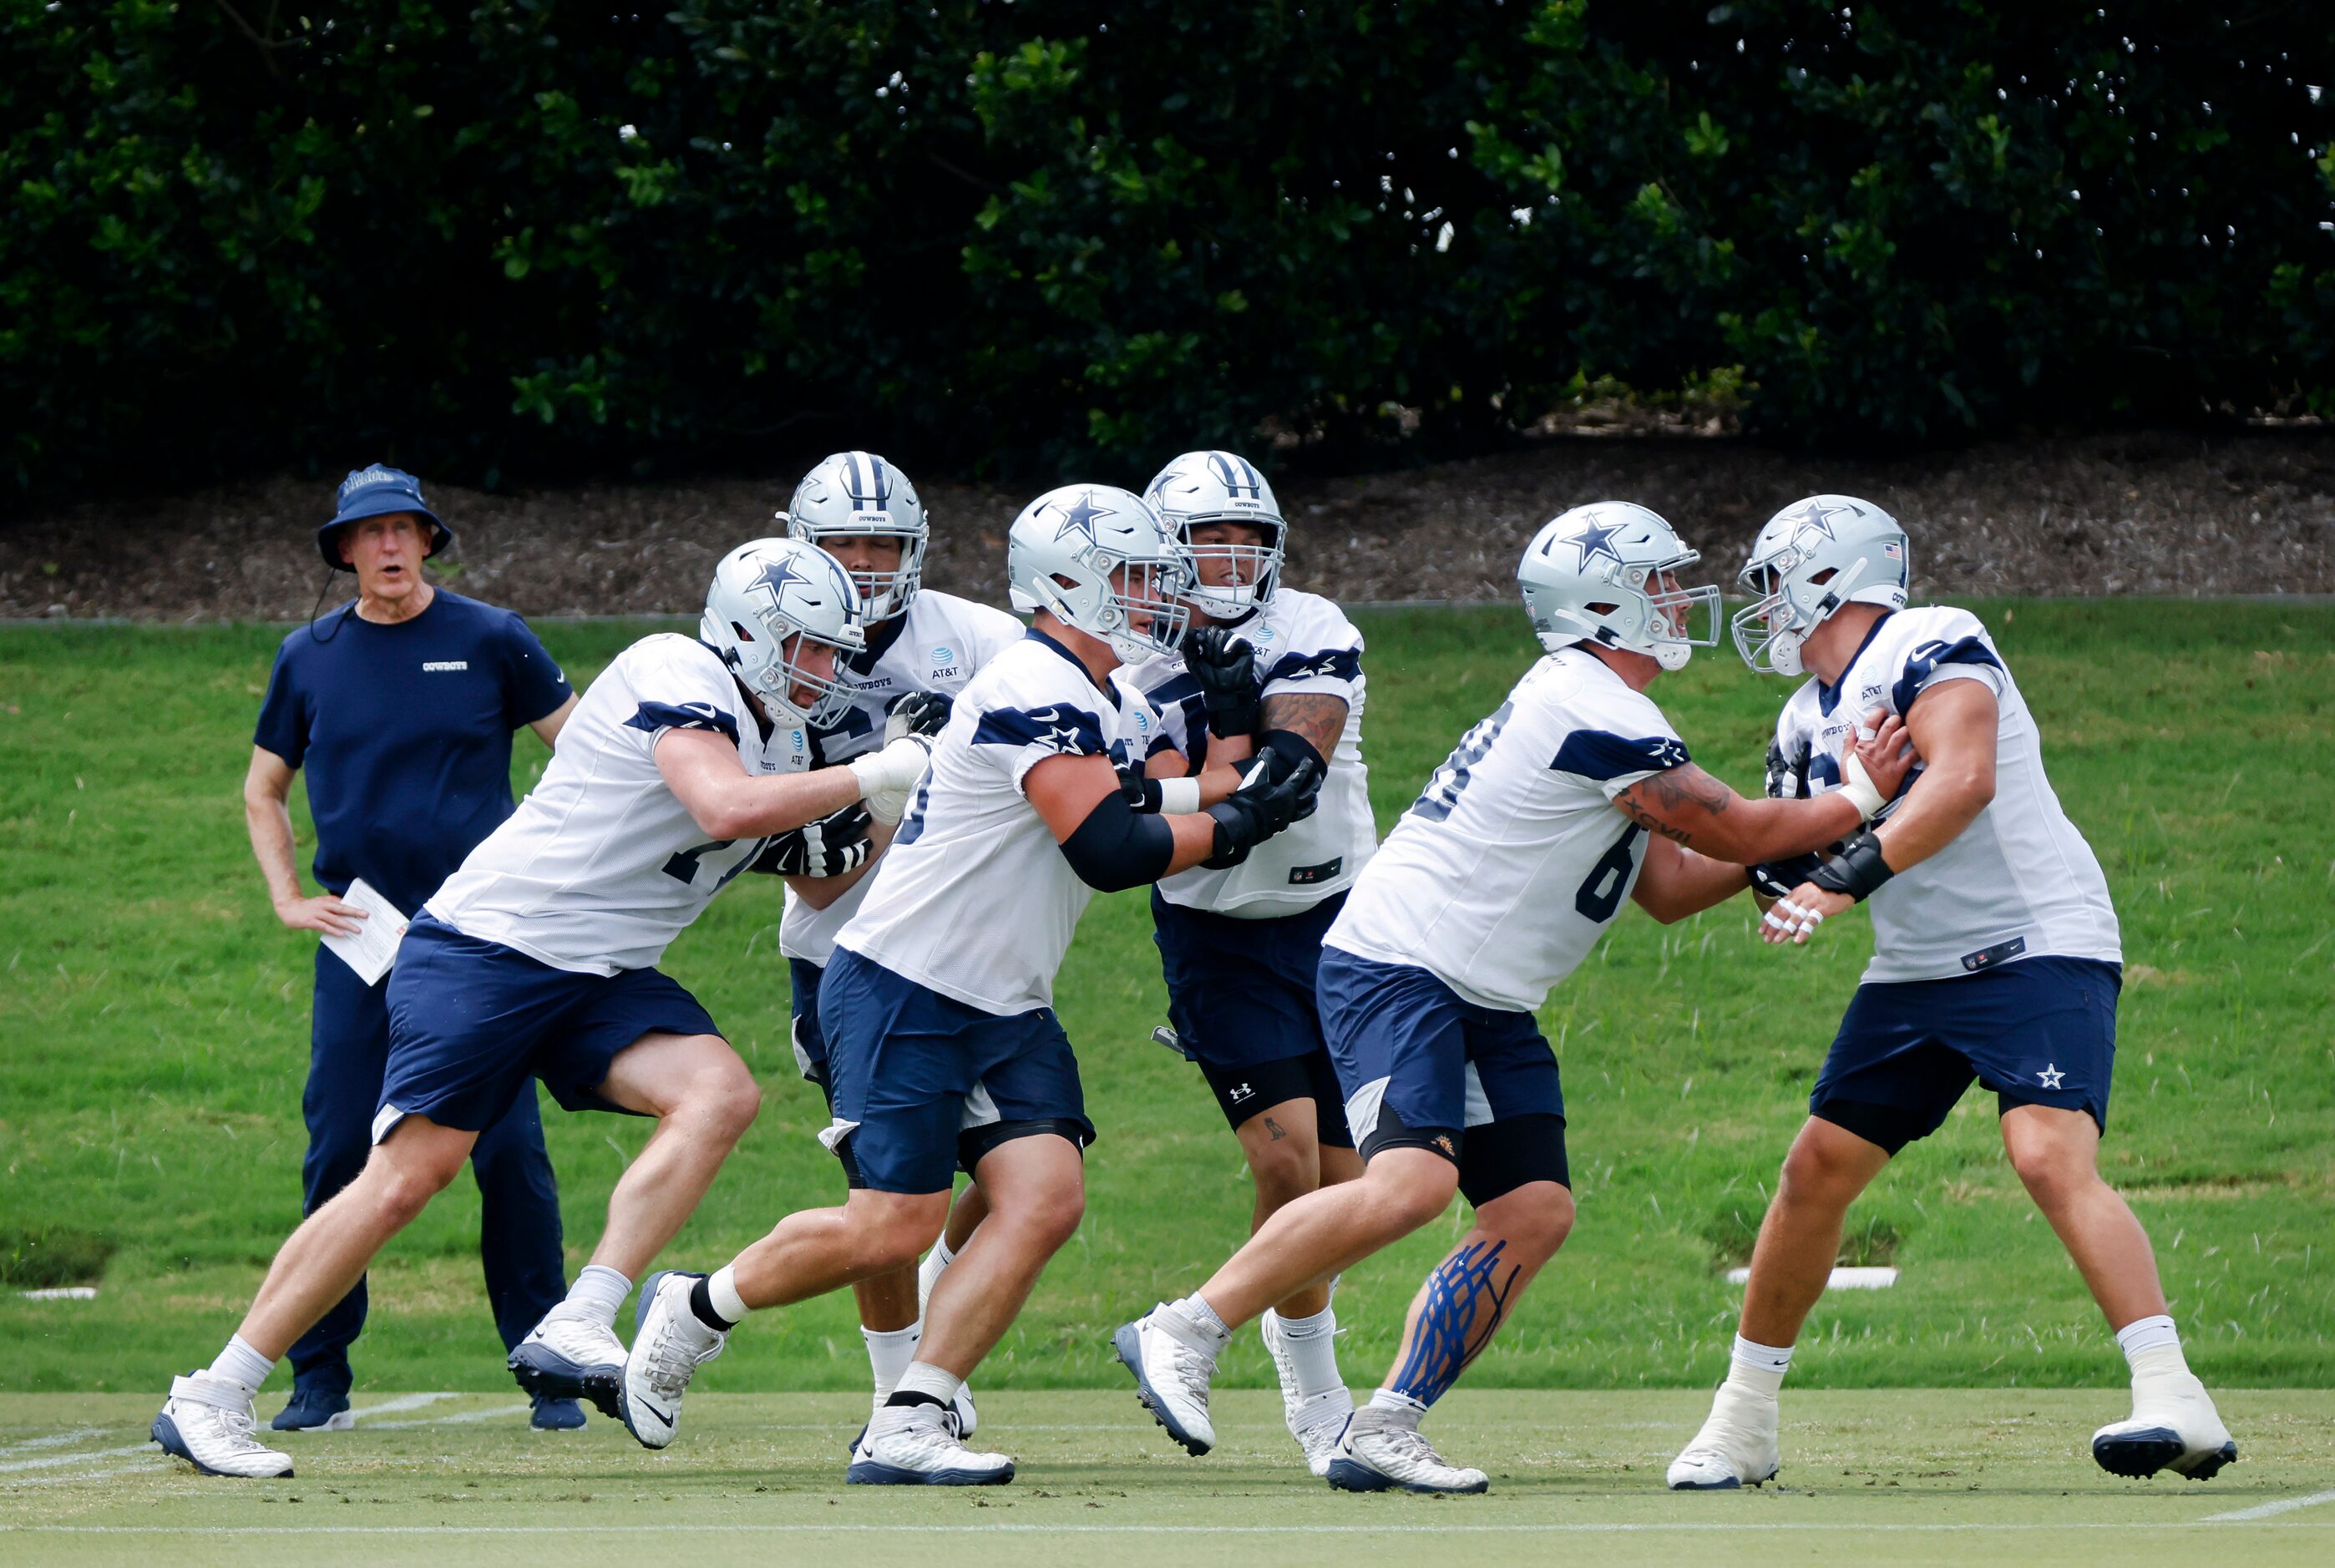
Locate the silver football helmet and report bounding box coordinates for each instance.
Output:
[1143,449,1285,618]
[700,537,865,726]
[1731,494,1910,677]
[1517,502,1720,672]
[1008,484,1195,663]
[783,450,928,622]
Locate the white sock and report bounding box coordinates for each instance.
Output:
[706,1265,750,1325]
[207,1335,275,1395]
[864,1323,921,1402]
[1269,1307,1345,1401]
[2116,1315,2189,1378]
[1165,1293,1232,1353]
[889,1360,962,1408]
[1727,1334,1794,1399]
[918,1236,955,1310]
[550,1263,631,1329]
[1369,1388,1428,1424]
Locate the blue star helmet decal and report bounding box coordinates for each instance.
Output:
[752,554,815,602]
[1781,499,1854,540]
[1568,513,1628,571]
[1051,489,1117,548]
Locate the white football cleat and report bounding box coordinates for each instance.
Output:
[1261,1308,1353,1477]
[1324,1405,1487,1495]
[1667,1382,1781,1490]
[620,1271,727,1450]
[152,1373,295,1479]
[1113,1307,1218,1455]
[508,1312,627,1418]
[2093,1370,2238,1479]
[847,1402,1014,1485]
[849,1384,980,1459]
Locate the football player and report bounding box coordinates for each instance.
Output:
[1114,503,1913,1493]
[151,539,943,1479]
[1666,495,2237,1490]
[1114,450,1379,1473]
[758,452,1022,1443]
[615,486,1324,1484]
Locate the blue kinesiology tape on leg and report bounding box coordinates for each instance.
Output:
[1388,1238,1520,1408]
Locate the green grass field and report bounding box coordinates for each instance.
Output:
[3,1390,2332,1564]
[2,602,2331,1404]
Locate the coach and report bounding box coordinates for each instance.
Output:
[246,465,581,1432]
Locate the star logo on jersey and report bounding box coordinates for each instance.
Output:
[1568,514,1627,570]
[2036,1064,2065,1090]
[1051,490,1117,549]
[1782,499,1855,540]
[1649,737,1690,770]
[1024,706,1086,754]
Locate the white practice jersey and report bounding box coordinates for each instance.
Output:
[779,591,1023,966]
[837,630,1166,1014]
[428,634,812,976]
[1117,588,1376,917]
[1328,648,1687,1013]
[1770,605,2120,984]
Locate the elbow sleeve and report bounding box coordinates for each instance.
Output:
[1059,787,1178,893]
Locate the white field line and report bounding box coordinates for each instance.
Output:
[0,1428,112,1457]
[358,1403,530,1430]
[2205,1488,2335,1523]
[347,1393,463,1423]
[6,1459,170,1488]
[4,1522,2333,1538]
[0,1444,153,1475]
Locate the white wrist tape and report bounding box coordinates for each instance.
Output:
[1836,751,1887,821]
[848,736,931,801]
[1156,776,1202,815]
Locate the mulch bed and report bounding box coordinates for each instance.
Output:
[5,429,2330,621]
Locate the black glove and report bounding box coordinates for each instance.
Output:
[750,802,875,878]
[1203,751,1325,868]
[1117,753,1165,813]
[885,690,953,742]
[1807,829,1897,903]
[1181,625,1261,740]
[1748,852,1824,903]
[1764,739,1811,801]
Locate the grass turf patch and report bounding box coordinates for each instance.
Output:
[4,1389,2334,1567]
[1,602,2331,1393]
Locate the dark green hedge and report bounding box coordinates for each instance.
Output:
[5,2,2330,495]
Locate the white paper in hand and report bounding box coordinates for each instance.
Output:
[321,878,410,987]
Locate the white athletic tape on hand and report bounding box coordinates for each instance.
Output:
[1837,750,1887,820]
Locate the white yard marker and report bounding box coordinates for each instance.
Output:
[1725,1266,1897,1289]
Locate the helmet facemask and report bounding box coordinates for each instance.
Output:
[1639,557,1723,671]
[762,625,862,728]
[786,510,928,624]
[1178,516,1285,619]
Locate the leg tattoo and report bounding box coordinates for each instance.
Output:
[1388,1239,1521,1408]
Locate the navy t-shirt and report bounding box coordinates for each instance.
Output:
[253,590,574,918]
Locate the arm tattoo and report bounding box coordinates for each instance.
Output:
[1614,765,1732,847]
[1387,1237,1522,1408]
[1259,690,1348,757]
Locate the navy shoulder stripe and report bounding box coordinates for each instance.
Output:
[971,703,1106,756]
[1264,646,1361,685]
[1891,635,2003,715]
[624,701,740,743]
[1550,729,1691,781]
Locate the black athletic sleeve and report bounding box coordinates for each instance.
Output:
[1058,785,1178,892]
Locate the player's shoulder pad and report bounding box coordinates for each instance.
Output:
[617,633,742,743]
[1879,604,2004,715]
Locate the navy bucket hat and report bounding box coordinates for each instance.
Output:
[317,464,453,571]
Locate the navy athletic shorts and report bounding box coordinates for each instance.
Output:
[1152,889,1353,1145]
[377,913,719,1141]
[819,946,1095,1196]
[1811,956,2121,1153]
[1315,945,1568,1205]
